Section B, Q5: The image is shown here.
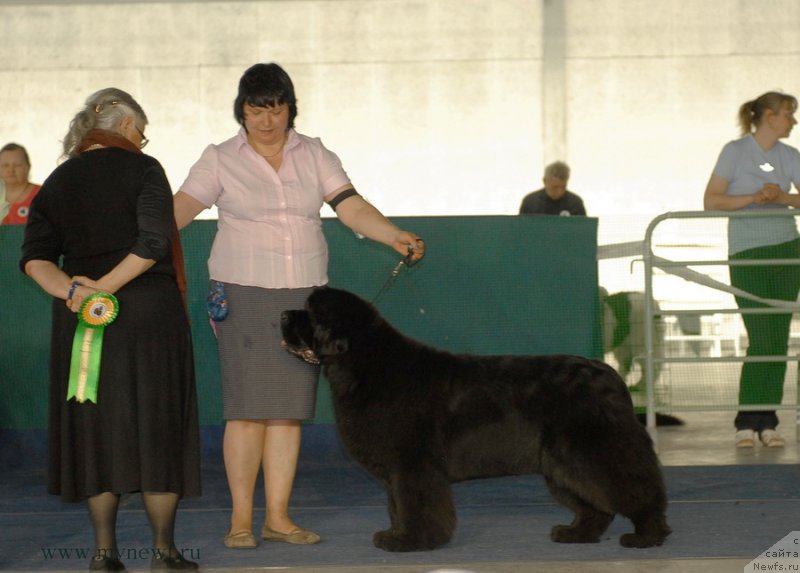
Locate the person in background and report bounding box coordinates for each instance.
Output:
[519,160,586,216]
[0,179,8,221]
[704,90,800,449]
[1,142,41,225]
[20,88,201,571]
[174,62,425,549]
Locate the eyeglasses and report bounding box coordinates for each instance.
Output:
[135,126,149,149]
[94,100,149,149]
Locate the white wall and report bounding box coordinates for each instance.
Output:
[568,1,800,238]
[1,0,799,245]
[0,0,540,219]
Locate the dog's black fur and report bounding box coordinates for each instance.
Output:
[281,287,671,552]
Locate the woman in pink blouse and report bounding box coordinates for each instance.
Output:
[174,63,425,549]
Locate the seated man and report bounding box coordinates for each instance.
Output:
[519,161,586,216]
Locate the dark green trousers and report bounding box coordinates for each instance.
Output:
[729,238,800,431]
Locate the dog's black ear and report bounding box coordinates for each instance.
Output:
[314,323,349,356]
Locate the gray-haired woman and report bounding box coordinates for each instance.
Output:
[21,87,201,571]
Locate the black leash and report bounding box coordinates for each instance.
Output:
[372,247,419,304]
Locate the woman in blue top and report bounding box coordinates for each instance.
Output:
[704,91,800,449]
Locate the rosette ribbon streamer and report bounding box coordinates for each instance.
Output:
[67,292,119,403]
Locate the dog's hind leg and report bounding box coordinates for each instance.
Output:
[619,509,671,548]
[545,477,614,543]
[615,491,671,548]
[610,453,671,547]
[373,468,456,552]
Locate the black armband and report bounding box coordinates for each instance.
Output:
[327,188,360,211]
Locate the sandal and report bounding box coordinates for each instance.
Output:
[223,530,257,549]
[261,525,320,545]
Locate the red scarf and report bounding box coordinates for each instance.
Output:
[77,130,189,318]
[77,129,141,154]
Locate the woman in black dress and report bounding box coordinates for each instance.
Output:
[20,88,201,572]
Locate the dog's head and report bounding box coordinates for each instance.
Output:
[280,309,320,365]
[281,287,380,365]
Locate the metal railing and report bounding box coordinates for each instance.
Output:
[641,210,800,443]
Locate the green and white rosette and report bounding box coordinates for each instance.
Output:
[67,292,119,404]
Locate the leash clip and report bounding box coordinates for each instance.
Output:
[373,247,419,304]
[390,248,418,278]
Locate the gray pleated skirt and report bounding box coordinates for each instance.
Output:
[216,284,320,420]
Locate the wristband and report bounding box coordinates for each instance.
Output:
[67,281,81,301]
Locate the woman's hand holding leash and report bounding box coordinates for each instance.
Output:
[391,231,425,264]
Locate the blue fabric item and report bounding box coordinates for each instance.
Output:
[206,280,229,321]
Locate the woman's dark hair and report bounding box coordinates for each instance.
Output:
[233,63,298,129]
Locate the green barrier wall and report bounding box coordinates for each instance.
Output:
[1,216,599,429]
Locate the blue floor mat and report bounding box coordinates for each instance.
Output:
[1,425,798,571]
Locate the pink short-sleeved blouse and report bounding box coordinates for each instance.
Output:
[179,128,351,288]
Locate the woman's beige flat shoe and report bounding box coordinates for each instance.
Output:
[261,525,320,545]
[223,530,257,549]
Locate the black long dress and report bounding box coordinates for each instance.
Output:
[20,147,201,502]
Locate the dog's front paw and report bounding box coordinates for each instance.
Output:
[373,529,415,552]
[373,529,445,552]
[550,524,601,544]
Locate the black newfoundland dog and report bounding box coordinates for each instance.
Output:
[281,287,671,552]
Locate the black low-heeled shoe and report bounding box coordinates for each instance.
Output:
[150,553,199,571]
[88,555,126,571]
